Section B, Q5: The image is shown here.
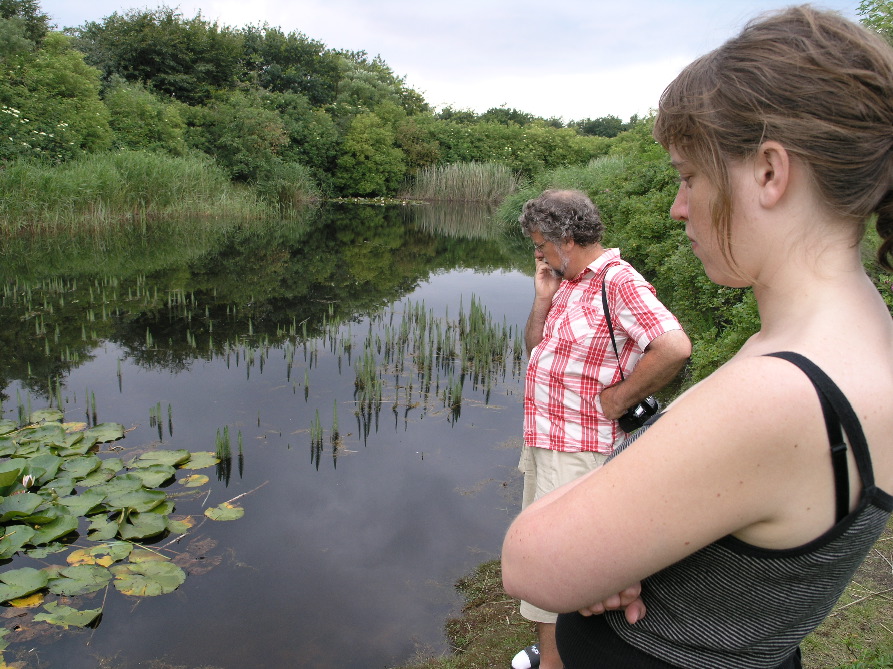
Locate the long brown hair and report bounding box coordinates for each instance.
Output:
[654,5,893,271]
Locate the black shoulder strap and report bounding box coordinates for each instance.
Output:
[766,351,874,522]
[600,262,625,379]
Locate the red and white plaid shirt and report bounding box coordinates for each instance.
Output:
[524,249,682,454]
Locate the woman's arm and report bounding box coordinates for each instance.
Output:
[502,355,838,614]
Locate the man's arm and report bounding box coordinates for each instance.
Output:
[600,329,691,420]
[524,258,561,354]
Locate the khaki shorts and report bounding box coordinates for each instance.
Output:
[517,445,609,623]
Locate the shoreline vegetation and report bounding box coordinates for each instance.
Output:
[396,520,893,669]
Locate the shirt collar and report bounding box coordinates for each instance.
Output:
[567,248,621,282]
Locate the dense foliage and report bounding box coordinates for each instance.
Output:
[0,2,631,200]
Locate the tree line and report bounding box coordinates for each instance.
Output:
[0,0,644,200]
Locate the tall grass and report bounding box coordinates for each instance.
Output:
[402,161,522,203]
[0,150,265,231]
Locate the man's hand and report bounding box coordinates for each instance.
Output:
[577,583,647,624]
[533,257,562,299]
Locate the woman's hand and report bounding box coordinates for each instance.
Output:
[578,583,647,624]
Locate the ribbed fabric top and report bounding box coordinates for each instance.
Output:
[602,352,893,668]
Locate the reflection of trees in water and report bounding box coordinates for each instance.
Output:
[0,205,527,406]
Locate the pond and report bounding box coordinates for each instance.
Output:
[0,203,536,668]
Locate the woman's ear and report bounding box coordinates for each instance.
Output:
[754,141,790,209]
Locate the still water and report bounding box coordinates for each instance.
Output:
[0,204,534,668]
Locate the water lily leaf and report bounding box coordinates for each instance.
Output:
[0,524,36,559]
[57,489,107,517]
[62,421,88,431]
[83,422,124,444]
[9,591,45,608]
[24,543,68,559]
[87,516,119,541]
[0,567,50,604]
[118,511,168,540]
[60,455,102,479]
[0,419,18,435]
[47,564,113,596]
[0,460,26,491]
[78,468,116,487]
[0,493,44,522]
[111,561,185,596]
[204,502,244,521]
[127,464,176,488]
[105,488,166,514]
[68,542,132,567]
[17,423,66,446]
[90,473,145,497]
[26,453,63,484]
[166,516,194,534]
[29,409,63,424]
[178,474,209,488]
[180,451,219,470]
[149,500,175,516]
[57,431,96,456]
[34,601,102,628]
[129,450,191,468]
[30,513,79,545]
[0,436,17,456]
[42,477,76,495]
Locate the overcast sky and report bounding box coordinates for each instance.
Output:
[39,0,861,122]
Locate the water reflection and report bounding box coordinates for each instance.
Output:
[0,203,533,668]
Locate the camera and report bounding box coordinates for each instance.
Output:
[618,395,660,433]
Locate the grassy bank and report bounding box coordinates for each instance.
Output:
[0,151,319,231]
[398,519,893,669]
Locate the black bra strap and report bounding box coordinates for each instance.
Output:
[766,352,873,522]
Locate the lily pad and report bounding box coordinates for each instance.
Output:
[0,419,18,435]
[204,502,244,521]
[0,492,45,522]
[180,451,219,470]
[47,564,113,596]
[118,510,169,540]
[179,474,209,488]
[129,449,191,468]
[29,409,63,424]
[105,488,166,514]
[127,463,176,488]
[83,422,125,444]
[68,542,133,567]
[57,489,107,517]
[0,524,36,559]
[30,513,79,545]
[60,454,102,479]
[17,423,66,447]
[111,560,186,596]
[34,601,102,629]
[0,567,50,604]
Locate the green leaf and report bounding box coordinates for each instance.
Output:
[129,449,191,468]
[118,511,168,540]
[204,502,244,521]
[34,601,102,628]
[0,567,50,604]
[57,489,107,517]
[127,463,176,488]
[0,460,26,493]
[180,451,219,470]
[30,513,79,545]
[47,564,113,596]
[68,541,133,567]
[0,419,18,435]
[83,422,125,444]
[17,423,66,446]
[179,474,209,488]
[29,408,63,424]
[111,560,186,596]
[105,488,166,513]
[60,454,102,479]
[26,452,63,484]
[0,524,36,559]
[0,492,45,521]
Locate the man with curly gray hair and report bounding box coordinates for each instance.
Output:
[512,189,690,669]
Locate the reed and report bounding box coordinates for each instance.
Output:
[401,162,522,203]
[0,151,262,231]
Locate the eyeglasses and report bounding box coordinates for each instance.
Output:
[533,241,547,253]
